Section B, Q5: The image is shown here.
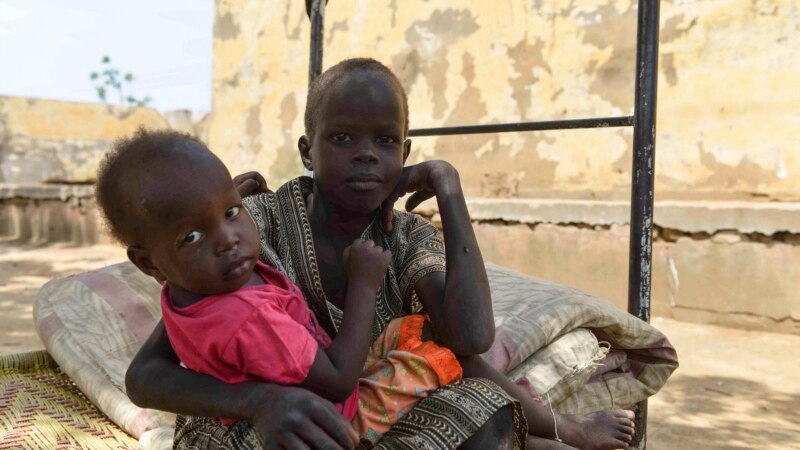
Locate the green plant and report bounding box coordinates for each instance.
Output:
[90,55,152,107]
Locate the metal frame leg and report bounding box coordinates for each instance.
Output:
[628,1,661,448]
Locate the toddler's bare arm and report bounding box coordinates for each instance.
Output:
[299,239,390,402]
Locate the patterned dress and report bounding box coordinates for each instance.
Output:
[172,177,526,450]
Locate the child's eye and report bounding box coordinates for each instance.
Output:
[377,136,397,144]
[183,231,204,244]
[226,206,241,219]
[331,133,351,143]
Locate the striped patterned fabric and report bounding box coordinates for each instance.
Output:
[483,262,678,414]
[0,350,139,449]
[33,261,175,449]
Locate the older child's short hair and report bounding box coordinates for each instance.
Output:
[96,128,206,246]
[304,57,409,140]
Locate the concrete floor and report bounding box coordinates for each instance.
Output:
[1,243,798,449]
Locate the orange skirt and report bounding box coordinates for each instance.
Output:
[353,315,463,444]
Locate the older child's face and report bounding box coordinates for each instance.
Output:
[302,71,409,214]
[135,160,260,295]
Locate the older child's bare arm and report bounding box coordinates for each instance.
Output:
[299,239,391,402]
[126,321,359,449]
[382,161,494,355]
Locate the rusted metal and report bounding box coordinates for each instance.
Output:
[307,0,325,87]
[628,0,661,448]
[409,116,633,137]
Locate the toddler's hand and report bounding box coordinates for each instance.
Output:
[342,239,392,293]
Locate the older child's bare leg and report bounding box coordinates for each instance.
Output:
[458,355,635,450]
[458,404,516,450]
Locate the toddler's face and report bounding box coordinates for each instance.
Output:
[140,163,260,295]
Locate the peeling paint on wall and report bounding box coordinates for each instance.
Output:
[209,0,800,201]
[215,10,241,41]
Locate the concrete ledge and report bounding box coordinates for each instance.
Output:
[0,183,106,245]
[0,183,95,201]
[452,198,800,235]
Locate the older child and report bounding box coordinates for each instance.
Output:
[294,57,636,450]
[124,58,634,450]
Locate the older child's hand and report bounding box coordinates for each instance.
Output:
[342,239,392,293]
[251,386,359,450]
[381,160,462,232]
[233,171,270,197]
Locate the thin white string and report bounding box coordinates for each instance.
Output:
[545,391,562,443]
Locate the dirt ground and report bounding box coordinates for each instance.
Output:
[1,243,798,449]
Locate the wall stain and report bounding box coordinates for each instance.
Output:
[327,20,349,45]
[405,9,480,119]
[698,142,778,191]
[432,52,491,163]
[215,11,240,41]
[752,0,779,16]
[282,0,304,40]
[519,133,558,191]
[611,141,632,177]
[583,3,637,110]
[246,105,262,156]
[389,0,398,28]
[269,93,304,184]
[660,12,696,88]
[391,49,422,94]
[661,14,697,44]
[429,48,558,196]
[507,38,548,120]
[662,53,678,86]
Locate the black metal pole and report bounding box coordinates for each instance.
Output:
[308,0,325,87]
[628,0,660,448]
[409,116,633,137]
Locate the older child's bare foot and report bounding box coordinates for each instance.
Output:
[526,436,578,450]
[559,409,635,450]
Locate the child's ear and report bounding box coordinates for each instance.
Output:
[127,246,166,284]
[402,139,412,164]
[298,136,313,171]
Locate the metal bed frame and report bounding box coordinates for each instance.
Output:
[304,1,660,447]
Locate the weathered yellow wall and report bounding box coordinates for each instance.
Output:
[0,97,169,183]
[209,0,799,201]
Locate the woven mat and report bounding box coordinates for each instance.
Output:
[0,350,139,449]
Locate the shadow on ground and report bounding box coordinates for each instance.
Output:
[649,373,799,449]
[0,243,126,353]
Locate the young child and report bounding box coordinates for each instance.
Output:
[95,129,462,445]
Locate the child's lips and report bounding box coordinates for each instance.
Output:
[346,174,382,191]
[224,257,253,278]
